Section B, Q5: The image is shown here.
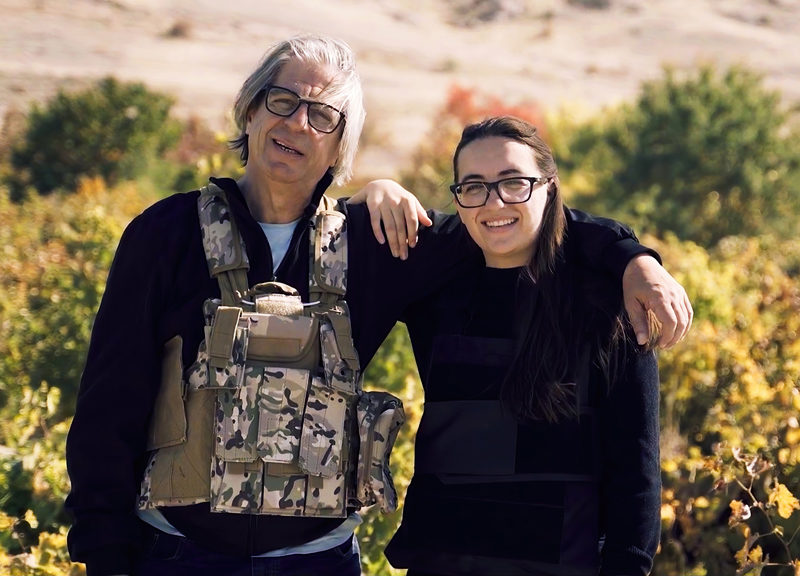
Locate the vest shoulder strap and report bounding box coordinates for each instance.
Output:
[197,183,250,305]
[198,185,347,306]
[310,206,348,302]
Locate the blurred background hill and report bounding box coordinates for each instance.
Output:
[2,0,800,178]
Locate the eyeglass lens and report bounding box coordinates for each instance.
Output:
[264,86,343,133]
[456,178,537,207]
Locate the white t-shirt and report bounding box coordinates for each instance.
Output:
[259,219,299,271]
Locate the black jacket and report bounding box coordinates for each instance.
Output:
[386,239,661,575]
[65,176,651,575]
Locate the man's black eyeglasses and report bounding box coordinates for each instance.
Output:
[449,176,548,208]
[262,85,345,133]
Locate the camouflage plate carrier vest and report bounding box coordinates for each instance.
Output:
[137,183,405,518]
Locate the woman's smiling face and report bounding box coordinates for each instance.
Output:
[454,136,551,268]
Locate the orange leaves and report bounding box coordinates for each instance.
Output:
[443,84,547,139]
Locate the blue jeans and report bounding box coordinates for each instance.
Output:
[134,529,361,576]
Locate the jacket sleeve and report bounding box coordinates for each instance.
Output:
[566,208,661,282]
[340,202,479,366]
[65,210,172,576]
[599,343,662,576]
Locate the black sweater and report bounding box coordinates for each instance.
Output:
[385,257,661,575]
[65,176,652,575]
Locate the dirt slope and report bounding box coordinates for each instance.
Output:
[2,0,798,179]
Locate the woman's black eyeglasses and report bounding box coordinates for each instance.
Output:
[449,176,548,208]
[262,85,345,133]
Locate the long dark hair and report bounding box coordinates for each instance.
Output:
[453,116,627,423]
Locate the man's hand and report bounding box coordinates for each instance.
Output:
[347,179,432,260]
[623,254,693,349]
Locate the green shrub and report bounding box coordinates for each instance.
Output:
[8,77,181,199]
[561,65,800,246]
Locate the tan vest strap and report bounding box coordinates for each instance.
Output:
[208,306,243,369]
[197,183,250,277]
[217,268,250,307]
[328,306,360,372]
[309,208,347,303]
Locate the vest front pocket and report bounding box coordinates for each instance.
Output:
[246,314,318,367]
[298,376,351,478]
[261,464,307,516]
[146,335,186,450]
[141,386,216,507]
[213,369,260,462]
[355,391,405,513]
[303,472,347,517]
[256,367,310,463]
[210,459,263,513]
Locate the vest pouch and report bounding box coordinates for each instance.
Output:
[259,463,347,518]
[210,459,263,513]
[207,307,250,389]
[356,391,405,514]
[313,210,347,295]
[303,472,347,517]
[319,316,358,394]
[261,462,307,516]
[298,376,352,478]
[256,367,311,463]
[214,370,260,462]
[139,386,216,508]
[251,281,304,316]
[246,313,319,368]
[146,335,186,450]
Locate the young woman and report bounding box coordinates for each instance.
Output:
[383,116,661,575]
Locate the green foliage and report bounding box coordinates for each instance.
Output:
[358,324,422,576]
[0,179,153,568]
[8,77,181,199]
[561,65,800,246]
[652,233,800,576]
[0,179,153,421]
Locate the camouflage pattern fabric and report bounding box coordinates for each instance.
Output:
[298,377,352,478]
[203,298,221,325]
[137,453,158,509]
[303,472,347,517]
[310,211,347,295]
[261,471,307,516]
[209,316,250,389]
[186,338,210,391]
[356,392,406,514]
[319,317,355,392]
[257,367,310,463]
[210,459,263,513]
[214,371,259,462]
[198,188,250,276]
